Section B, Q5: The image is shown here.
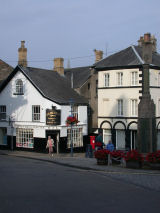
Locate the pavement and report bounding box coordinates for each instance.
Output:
[1,149,160,192]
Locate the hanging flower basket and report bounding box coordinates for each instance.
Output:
[66,116,79,126]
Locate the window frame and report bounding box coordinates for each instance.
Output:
[14,79,24,95]
[130,99,138,116]
[117,72,123,86]
[32,105,40,122]
[117,99,123,116]
[158,72,160,86]
[71,105,78,120]
[0,105,6,120]
[67,128,83,148]
[131,71,138,86]
[104,73,110,87]
[16,128,34,148]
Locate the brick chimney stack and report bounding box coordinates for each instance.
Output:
[54,58,64,75]
[142,33,152,64]
[138,36,144,47]
[18,41,27,67]
[151,35,157,52]
[138,33,157,58]
[94,49,103,63]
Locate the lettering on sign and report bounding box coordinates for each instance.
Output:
[46,109,61,125]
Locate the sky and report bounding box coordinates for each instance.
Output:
[0,0,160,69]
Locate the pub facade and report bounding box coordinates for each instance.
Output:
[0,65,88,152]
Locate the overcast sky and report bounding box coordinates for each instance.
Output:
[0,0,160,69]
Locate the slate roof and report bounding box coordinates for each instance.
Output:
[0,59,13,81]
[0,66,88,105]
[64,66,91,89]
[94,45,160,69]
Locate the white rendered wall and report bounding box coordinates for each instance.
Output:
[98,68,160,130]
[0,71,88,138]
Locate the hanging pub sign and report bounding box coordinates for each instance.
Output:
[46,108,61,125]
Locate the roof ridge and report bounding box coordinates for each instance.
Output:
[131,45,144,64]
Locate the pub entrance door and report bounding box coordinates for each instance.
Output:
[46,130,60,153]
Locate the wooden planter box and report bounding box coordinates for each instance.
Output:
[97,158,108,165]
[126,161,142,169]
[149,163,160,170]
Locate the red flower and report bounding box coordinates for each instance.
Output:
[66,116,79,126]
[146,150,160,163]
[94,149,110,159]
[123,150,144,162]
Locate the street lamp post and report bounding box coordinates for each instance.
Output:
[69,99,74,157]
[9,116,14,151]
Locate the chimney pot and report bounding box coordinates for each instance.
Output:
[144,33,151,43]
[18,40,27,67]
[54,58,64,75]
[94,49,103,63]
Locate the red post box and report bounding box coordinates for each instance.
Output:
[90,136,96,150]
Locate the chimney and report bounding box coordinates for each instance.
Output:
[54,58,64,75]
[151,35,157,52]
[142,33,152,64]
[94,49,103,63]
[138,36,144,47]
[18,41,27,67]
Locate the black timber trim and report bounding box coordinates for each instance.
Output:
[98,86,141,90]
[94,64,160,72]
[98,116,137,119]
[94,65,142,71]
[100,120,112,129]
[127,121,138,130]
[113,121,126,130]
[150,86,160,89]
[149,65,160,70]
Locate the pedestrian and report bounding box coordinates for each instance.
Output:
[95,132,103,150]
[106,140,114,151]
[46,136,54,156]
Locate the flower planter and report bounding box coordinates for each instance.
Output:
[97,158,108,165]
[126,161,142,169]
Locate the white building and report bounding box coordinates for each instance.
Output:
[0,65,88,152]
[94,33,160,150]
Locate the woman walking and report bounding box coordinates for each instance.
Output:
[46,136,54,156]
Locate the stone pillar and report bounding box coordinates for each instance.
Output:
[18,41,27,67]
[94,49,103,63]
[54,58,64,75]
[137,64,157,153]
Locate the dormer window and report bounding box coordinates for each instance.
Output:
[14,79,24,95]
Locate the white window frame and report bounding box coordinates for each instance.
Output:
[158,72,160,86]
[117,99,123,116]
[104,73,110,87]
[32,105,40,122]
[103,129,112,145]
[16,128,34,148]
[131,71,138,86]
[117,72,123,86]
[0,105,6,120]
[158,99,160,116]
[130,99,138,116]
[15,79,23,94]
[67,128,83,148]
[71,105,78,120]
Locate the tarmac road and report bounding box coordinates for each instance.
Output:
[0,155,160,213]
